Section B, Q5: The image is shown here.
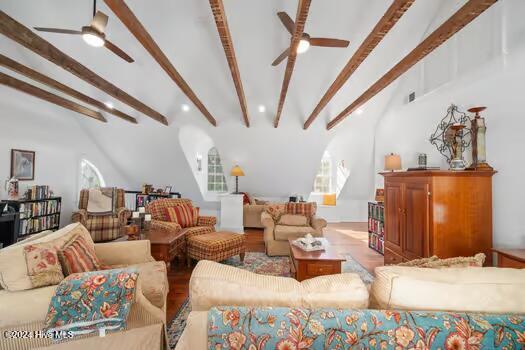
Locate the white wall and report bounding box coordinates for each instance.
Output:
[0,89,131,227]
[373,0,525,247]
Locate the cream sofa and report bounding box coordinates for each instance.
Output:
[0,223,169,350]
[175,261,525,349]
[243,203,265,228]
[261,211,327,256]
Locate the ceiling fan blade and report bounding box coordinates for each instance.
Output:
[277,12,295,34]
[91,11,109,33]
[272,48,290,66]
[104,39,134,63]
[309,38,350,48]
[33,27,82,35]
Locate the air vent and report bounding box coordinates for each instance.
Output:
[408,91,416,103]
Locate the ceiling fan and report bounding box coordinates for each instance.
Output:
[33,0,134,63]
[272,12,350,66]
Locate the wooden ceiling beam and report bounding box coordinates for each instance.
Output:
[0,54,137,124]
[273,0,311,128]
[0,71,106,122]
[303,0,415,129]
[0,10,167,125]
[327,0,497,130]
[104,0,217,126]
[209,0,250,127]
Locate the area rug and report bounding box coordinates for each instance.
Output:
[167,252,373,349]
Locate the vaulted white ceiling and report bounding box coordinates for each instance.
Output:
[0,0,473,202]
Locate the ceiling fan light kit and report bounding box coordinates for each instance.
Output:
[297,37,310,54]
[81,26,105,47]
[272,11,349,66]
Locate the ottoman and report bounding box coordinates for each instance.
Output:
[187,231,246,267]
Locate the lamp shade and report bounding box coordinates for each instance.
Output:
[230,165,245,177]
[385,153,402,171]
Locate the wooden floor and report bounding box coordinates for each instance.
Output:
[166,222,383,321]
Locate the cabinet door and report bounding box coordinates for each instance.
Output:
[403,181,430,260]
[384,182,403,255]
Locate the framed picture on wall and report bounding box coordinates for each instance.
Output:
[10,149,35,180]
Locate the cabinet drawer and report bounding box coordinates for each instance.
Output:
[306,263,336,276]
[384,249,404,265]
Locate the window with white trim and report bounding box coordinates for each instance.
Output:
[313,152,332,193]
[207,148,227,192]
[80,159,105,190]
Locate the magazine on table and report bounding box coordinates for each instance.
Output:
[292,235,325,252]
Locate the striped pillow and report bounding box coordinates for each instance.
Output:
[165,205,195,228]
[58,234,101,276]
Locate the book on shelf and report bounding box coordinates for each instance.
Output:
[26,185,51,200]
[19,199,61,219]
[19,214,60,236]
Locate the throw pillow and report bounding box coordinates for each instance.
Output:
[396,256,439,267]
[418,253,486,268]
[240,192,251,205]
[278,214,309,226]
[264,204,285,222]
[24,242,64,288]
[285,202,317,217]
[193,207,200,226]
[165,205,195,228]
[58,234,101,276]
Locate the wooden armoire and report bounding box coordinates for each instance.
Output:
[381,170,496,266]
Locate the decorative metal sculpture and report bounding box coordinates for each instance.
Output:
[429,104,472,171]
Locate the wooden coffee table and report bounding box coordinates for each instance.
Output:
[492,248,525,268]
[118,229,185,271]
[288,238,345,281]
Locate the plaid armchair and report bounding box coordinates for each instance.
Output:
[71,188,131,242]
[146,198,216,238]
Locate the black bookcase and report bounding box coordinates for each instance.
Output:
[1,197,62,243]
[368,201,384,255]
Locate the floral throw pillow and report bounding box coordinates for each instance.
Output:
[264,204,285,222]
[24,242,65,288]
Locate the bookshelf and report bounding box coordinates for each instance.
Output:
[125,191,182,210]
[1,197,62,242]
[368,201,384,255]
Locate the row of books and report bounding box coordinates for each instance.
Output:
[19,199,61,219]
[368,217,384,236]
[368,202,384,221]
[368,232,384,255]
[19,214,60,236]
[27,185,52,200]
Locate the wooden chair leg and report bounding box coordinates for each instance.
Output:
[240,252,245,262]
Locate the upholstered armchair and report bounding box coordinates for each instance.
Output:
[71,188,130,242]
[146,198,217,238]
[261,202,327,256]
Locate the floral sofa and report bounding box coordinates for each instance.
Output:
[175,260,525,349]
[0,223,169,350]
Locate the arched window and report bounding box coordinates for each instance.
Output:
[207,148,227,192]
[313,152,332,193]
[80,159,106,190]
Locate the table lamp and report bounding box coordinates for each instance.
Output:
[230,165,245,194]
[385,153,402,172]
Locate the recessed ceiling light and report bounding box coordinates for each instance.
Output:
[182,104,190,112]
[104,101,114,109]
[258,105,266,113]
[355,108,364,115]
